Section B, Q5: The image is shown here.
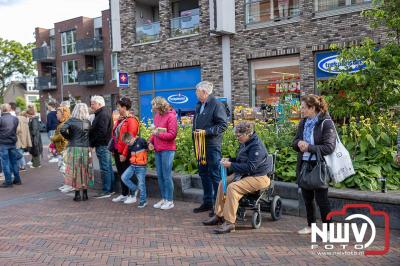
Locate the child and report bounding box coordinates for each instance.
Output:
[120,132,149,208]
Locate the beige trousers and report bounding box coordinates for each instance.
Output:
[214,174,271,223]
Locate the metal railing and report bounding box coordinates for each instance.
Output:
[245,1,300,25]
[170,10,200,38]
[77,70,104,85]
[34,76,57,90]
[136,22,160,43]
[76,38,103,54]
[32,46,55,62]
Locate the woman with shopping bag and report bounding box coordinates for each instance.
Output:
[292,95,336,235]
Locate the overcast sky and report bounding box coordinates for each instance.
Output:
[0,0,109,44]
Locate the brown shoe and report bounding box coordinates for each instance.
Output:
[202,215,223,226]
[214,221,235,234]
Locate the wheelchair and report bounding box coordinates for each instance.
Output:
[236,151,282,229]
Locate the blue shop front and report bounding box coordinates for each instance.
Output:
[137,67,201,123]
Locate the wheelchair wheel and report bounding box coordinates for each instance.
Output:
[251,211,262,229]
[271,195,282,221]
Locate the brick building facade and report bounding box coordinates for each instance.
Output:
[116,0,383,120]
[33,9,119,121]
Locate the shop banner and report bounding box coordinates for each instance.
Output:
[315,51,366,79]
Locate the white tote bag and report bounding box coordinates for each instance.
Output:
[322,120,355,183]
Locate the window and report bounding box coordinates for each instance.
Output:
[250,55,302,120]
[245,0,300,24]
[61,30,76,55]
[27,95,38,103]
[62,60,78,84]
[314,0,371,12]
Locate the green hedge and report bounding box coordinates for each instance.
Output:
[140,116,399,191]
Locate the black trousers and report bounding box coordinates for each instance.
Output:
[301,187,331,226]
[114,152,131,196]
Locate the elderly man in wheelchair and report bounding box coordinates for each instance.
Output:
[202,121,272,234]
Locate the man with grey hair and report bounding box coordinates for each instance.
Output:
[192,81,228,215]
[89,95,115,198]
[0,103,22,187]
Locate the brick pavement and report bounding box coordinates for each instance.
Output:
[0,154,399,266]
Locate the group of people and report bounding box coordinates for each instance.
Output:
[1,80,399,236]
[0,102,44,187]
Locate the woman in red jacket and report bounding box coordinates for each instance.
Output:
[111,97,140,204]
[148,97,178,210]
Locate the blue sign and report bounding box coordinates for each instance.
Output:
[117,72,129,87]
[315,51,366,79]
[156,90,197,110]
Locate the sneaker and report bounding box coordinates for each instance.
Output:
[27,161,32,166]
[112,195,127,203]
[49,158,59,163]
[30,165,42,169]
[160,201,174,210]
[19,167,27,172]
[58,185,68,191]
[123,196,137,204]
[138,201,147,208]
[298,227,312,235]
[61,186,74,193]
[153,199,165,209]
[12,180,22,185]
[94,191,115,199]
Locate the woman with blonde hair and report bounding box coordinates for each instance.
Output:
[16,111,32,171]
[26,105,43,168]
[51,106,71,192]
[61,103,93,201]
[148,96,178,210]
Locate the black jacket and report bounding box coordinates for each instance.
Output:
[46,111,58,132]
[29,116,43,156]
[292,113,337,181]
[61,118,90,147]
[89,107,113,147]
[0,113,18,146]
[230,133,272,178]
[193,95,228,146]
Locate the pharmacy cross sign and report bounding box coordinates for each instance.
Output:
[117,72,129,88]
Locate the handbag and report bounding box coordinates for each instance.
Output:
[107,137,116,153]
[298,149,332,190]
[321,120,355,183]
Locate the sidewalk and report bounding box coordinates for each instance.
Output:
[0,154,399,265]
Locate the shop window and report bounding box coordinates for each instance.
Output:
[245,0,300,25]
[250,55,302,120]
[314,0,371,12]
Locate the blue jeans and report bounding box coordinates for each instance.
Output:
[17,148,26,168]
[154,151,175,201]
[198,145,222,206]
[96,146,115,193]
[0,145,21,185]
[121,165,147,203]
[47,130,55,140]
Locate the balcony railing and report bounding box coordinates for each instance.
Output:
[136,22,160,43]
[245,1,300,25]
[34,76,57,90]
[32,46,55,62]
[77,70,104,86]
[76,38,103,55]
[171,11,200,38]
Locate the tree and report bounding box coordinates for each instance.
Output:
[15,96,27,111]
[319,0,400,119]
[0,38,35,101]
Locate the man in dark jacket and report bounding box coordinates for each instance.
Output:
[0,104,22,187]
[202,122,271,233]
[46,102,58,139]
[192,81,228,215]
[89,96,115,198]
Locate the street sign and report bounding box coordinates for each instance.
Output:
[117,72,129,88]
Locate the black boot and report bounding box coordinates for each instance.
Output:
[73,190,81,201]
[82,189,88,201]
